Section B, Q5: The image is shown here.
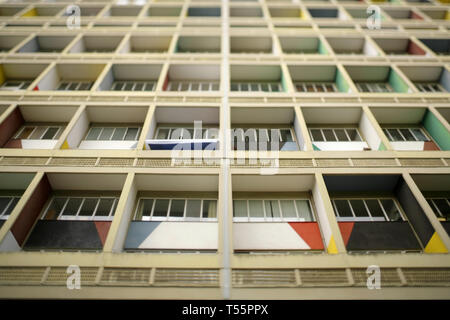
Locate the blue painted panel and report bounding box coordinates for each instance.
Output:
[124,221,161,249]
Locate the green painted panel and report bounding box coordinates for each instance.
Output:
[378,142,387,151]
[281,71,288,92]
[388,69,410,93]
[423,110,450,151]
[313,144,321,151]
[335,69,349,93]
[318,40,328,55]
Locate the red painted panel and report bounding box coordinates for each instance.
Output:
[0,107,24,147]
[410,12,423,20]
[94,221,111,246]
[338,222,355,246]
[424,141,440,151]
[407,41,426,55]
[288,222,324,250]
[11,175,51,247]
[3,139,22,149]
[162,74,169,91]
[33,86,39,91]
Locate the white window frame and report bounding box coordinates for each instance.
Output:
[231,127,296,149]
[42,196,119,221]
[154,126,219,140]
[0,80,32,90]
[167,81,220,92]
[294,82,338,93]
[84,126,142,142]
[14,125,64,140]
[383,127,430,142]
[232,198,315,222]
[0,196,21,220]
[308,128,363,142]
[110,81,156,92]
[356,82,394,93]
[230,82,283,92]
[426,198,450,220]
[332,197,406,222]
[415,82,446,93]
[133,198,218,222]
[57,81,93,91]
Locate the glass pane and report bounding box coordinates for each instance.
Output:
[365,200,385,219]
[248,200,264,218]
[349,200,369,217]
[57,82,69,90]
[95,198,115,216]
[124,82,134,91]
[4,198,19,215]
[169,200,185,217]
[270,83,280,92]
[295,200,313,221]
[380,199,402,221]
[202,200,217,218]
[136,199,153,220]
[41,127,59,140]
[185,200,201,218]
[433,199,450,217]
[78,198,99,216]
[191,82,200,91]
[99,127,114,140]
[346,129,362,142]
[44,197,67,220]
[0,197,12,215]
[86,127,102,140]
[68,83,79,90]
[78,82,91,90]
[124,128,139,141]
[156,128,170,140]
[62,198,83,216]
[134,83,144,91]
[334,129,349,142]
[230,83,238,91]
[233,200,247,218]
[280,129,293,142]
[426,199,439,216]
[310,129,324,142]
[410,128,428,142]
[264,200,280,218]
[334,200,352,217]
[29,127,47,139]
[111,127,127,141]
[280,200,297,218]
[153,199,169,217]
[16,127,35,139]
[387,129,403,142]
[322,129,337,142]
[399,129,416,141]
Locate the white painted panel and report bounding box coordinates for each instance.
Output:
[313,141,369,151]
[0,231,21,252]
[67,110,89,148]
[233,223,309,250]
[391,141,425,151]
[37,66,60,91]
[359,112,380,151]
[78,140,137,150]
[21,139,58,149]
[363,40,379,56]
[139,222,218,250]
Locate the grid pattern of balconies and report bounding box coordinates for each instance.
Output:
[0,0,449,300]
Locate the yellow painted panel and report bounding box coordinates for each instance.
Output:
[446,10,450,20]
[424,232,448,253]
[61,140,70,150]
[22,8,37,17]
[327,236,338,254]
[0,65,4,86]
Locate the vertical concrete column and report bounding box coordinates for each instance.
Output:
[294,106,313,151]
[103,172,136,253]
[313,173,346,254]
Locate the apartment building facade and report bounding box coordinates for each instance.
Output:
[0,0,449,299]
